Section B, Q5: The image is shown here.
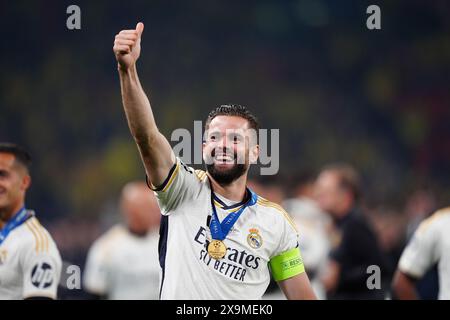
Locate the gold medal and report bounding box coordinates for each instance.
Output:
[207,240,227,260]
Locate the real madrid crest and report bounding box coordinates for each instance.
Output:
[247,228,263,249]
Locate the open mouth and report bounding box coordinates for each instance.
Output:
[214,153,235,163]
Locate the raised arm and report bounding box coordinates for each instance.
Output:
[113,22,175,187]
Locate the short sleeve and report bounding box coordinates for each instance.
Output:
[269,212,305,281]
[21,240,62,299]
[83,240,109,295]
[272,216,300,258]
[148,157,205,215]
[398,218,439,278]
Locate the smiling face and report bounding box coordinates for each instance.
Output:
[0,153,31,222]
[203,115,259,186]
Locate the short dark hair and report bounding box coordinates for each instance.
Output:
[205,104,260,132]
[322,163,361,202]
[0,143,32,171]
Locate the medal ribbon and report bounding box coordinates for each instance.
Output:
[209,188,258,241]
[0,207,34,245]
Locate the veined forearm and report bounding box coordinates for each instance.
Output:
[119,65,159,142]
[114,22,175,186]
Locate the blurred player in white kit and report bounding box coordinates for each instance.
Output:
[392,206,450,300]
[83,181,161,299]
[0,143,62,300]
[283,174,331,300]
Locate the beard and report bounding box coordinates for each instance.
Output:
[205,148,248,186]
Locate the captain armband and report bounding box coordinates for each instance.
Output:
[269,247,305,281]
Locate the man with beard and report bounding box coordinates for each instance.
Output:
[113,22,316,299]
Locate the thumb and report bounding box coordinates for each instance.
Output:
[136,22,144,38]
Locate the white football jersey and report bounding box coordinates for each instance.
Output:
[153,158,301,300]
[398,207,450,300]
[0,213,62,299]
[83,224,160,300]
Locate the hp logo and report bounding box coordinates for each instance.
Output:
[31,262,54,289]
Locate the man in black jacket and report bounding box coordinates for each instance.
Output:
[315,164,388,299]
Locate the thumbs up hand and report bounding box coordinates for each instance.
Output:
[113,22,145,70]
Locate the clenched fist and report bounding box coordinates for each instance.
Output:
[113,22,144,70]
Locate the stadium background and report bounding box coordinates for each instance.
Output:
[1,0,449,298]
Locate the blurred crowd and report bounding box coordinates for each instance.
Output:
[253,167,441,299]
[1,0,449,222]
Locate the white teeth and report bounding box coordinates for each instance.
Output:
[215,154,234,162]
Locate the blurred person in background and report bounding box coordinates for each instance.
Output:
[0,143,62,299]
[283,173,331,300]
[392,206,450,300]
[367,207,406,297]
[397,188,439,299]
[404,189,437,240]
[315,164,388,299]
[83,181,161,299]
